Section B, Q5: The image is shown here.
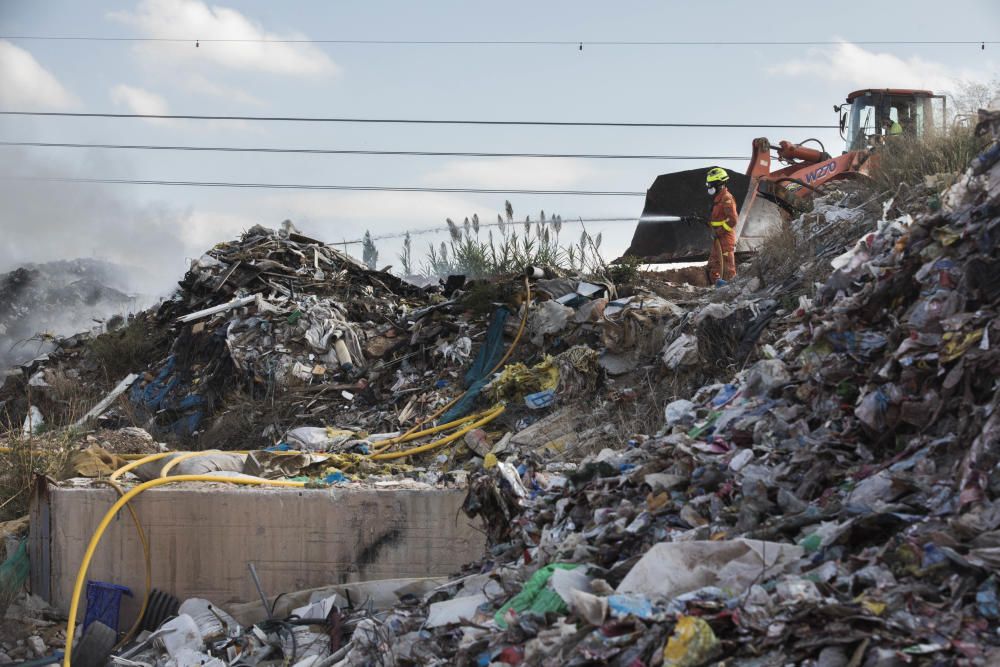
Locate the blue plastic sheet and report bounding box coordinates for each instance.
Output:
[439,308,511,423]
[129,354,207,436]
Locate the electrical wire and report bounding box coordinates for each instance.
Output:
[2,176,647,196]
[0,140,744,161]
[0,111,837,129]
[1,35,996,47]
[356,216,671,246]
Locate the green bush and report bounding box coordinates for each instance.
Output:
[422,203,608,279]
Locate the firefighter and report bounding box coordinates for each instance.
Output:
[705,167,738,286]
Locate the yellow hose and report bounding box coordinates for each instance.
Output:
[63,474,307,667]
[370,408,495,454]
[159,449,227,478]
[109,410,492,478]
[370,405,505,461]
[93,479,151,651]
[110,451,173,481]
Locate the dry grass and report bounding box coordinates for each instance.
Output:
[0,429,73,522]
[751,219,807,290]
[749,184,883,303]
[868,127,986,195]
[87,315,165,383]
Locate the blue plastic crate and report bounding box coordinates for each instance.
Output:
[524,389,555,410]
[83,580,132,633]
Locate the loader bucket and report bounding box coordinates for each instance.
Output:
[623,168,750,263]
[734,186,786,255]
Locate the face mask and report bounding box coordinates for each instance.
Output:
[707,186,716,196]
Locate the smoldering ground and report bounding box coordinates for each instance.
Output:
[0,148,194,369]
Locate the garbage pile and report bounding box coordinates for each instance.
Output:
[121,222,430,439]
[8,122,1000,664]
[271,116,1000,664]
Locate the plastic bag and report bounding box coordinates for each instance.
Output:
[662,616,720,667]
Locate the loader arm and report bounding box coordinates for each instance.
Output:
[734,139,868,254]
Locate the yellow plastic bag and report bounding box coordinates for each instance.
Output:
[662,616,720,667]
[487,356,559,401]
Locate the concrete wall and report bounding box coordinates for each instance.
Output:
[29,480,485,623]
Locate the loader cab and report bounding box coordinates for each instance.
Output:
[838,89,946,151]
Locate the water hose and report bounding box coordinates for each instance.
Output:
[108,408,497,479]
[92,479,151,650]
[159,449,224,478]
[91,405,502,655]
[110,452,173,481]
[370,407,496,454]
[370,404,505,461]
[63,475,308,667]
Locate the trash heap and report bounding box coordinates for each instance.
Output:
[3,181,891,459]
[286,116,1000,664]
[123,222,432,439]
[7,119,1000,665]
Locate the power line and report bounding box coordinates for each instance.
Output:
[1,35,996,47]
[0,111,838,129]
[5,176,647,196]
[0,140,745,161]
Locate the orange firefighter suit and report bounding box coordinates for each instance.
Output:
[707,188,738,282]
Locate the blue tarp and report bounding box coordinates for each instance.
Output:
[439,307,510,423]
[129,354,206,436]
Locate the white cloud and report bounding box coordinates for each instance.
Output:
[768,41,967,92]
[109,0,338,77]
[111,84,169,115]
[0,40,77,109]
[183,73,264,106]
[110,84,174,125]
[423,157,594,190]
[110,82,262,132]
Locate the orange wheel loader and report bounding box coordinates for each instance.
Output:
[623,89,948,264]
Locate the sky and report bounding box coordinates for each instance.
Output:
[0,0,998,293]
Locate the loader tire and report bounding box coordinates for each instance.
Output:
[70,621,116,667]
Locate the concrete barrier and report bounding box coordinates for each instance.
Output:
[29,479,485,623]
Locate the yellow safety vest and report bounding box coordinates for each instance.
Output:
[889,121,903,136]
[710,219,733,233]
